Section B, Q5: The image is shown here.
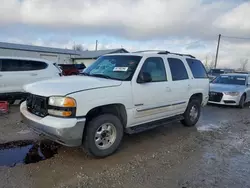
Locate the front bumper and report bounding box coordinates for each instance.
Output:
[20,102,86,147]
[208,92,241,106]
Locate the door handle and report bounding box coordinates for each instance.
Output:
[166,87,171,92]
[31,73,38,76]
[0,75,2,77]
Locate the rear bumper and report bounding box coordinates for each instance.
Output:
[20,102,86,147]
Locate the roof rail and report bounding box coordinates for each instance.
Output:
[131,50,195,58]
[159,52,195,58]
[157,51,170,54]
[132,50,165,53]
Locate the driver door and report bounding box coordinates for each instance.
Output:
[131,57,174,126]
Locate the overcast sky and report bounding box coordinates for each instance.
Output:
[1,0,250,69]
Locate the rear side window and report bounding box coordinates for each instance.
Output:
[0,59,47,72]
[168,58,188,81]
[186,58,208,78]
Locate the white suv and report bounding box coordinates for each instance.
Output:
[0,57,62,103]
[20,51,209,157]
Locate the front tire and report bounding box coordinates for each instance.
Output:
[181,99,201,127]
[238,94,246,109]
[83,114,123,158]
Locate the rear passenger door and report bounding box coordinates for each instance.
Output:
[166,58,190,113]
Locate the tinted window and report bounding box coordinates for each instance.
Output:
[186,58,208,78]
[139,57,167,82]
[83,55,142,81]
[0,59,47,72]
[168,58,188,81]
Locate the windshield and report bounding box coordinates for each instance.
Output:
[212,75,246,85]
[83,55,142,81]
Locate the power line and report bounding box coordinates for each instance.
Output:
[221,35,250,40]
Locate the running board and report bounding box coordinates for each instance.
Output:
[125,115,184,134]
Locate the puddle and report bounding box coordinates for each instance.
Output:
[0,140,60,167]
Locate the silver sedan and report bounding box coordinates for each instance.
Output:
[208,73,250,108]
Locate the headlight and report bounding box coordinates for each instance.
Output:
[224,92,240,96]
[49,96,76,107]
[48,96,76,117]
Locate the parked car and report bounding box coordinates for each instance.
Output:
[0,57,62,104]
[58,63,86,76]
[208,73,250,108]
[20,51,209,157]
[208,68,234,81]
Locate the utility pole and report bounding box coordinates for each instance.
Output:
[95,40,98,51]
[214,34,221,68]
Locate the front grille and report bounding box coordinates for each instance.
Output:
[26,94,48,117]
[209,92,223,102]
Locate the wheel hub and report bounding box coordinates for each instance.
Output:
[189,105,198,122]
[95,123,117,150]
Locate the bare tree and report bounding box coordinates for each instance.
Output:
[72,44,85,51]
[240,58,248,71]
[204,55,215,71]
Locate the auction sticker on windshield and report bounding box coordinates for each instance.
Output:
[113,67,128,71]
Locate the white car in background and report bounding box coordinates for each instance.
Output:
[209,73,250,108]
[0,57,62,104]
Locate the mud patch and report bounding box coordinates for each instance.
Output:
[0,140,59,167]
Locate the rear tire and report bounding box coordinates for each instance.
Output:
[181,99,201,127]
[83,114,123,158]
[238,94,246,109]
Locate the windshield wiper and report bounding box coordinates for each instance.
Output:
[90,73,113,80]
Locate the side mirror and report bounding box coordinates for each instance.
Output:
[137,72,152,83]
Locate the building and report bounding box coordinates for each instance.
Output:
[72,48,129,67]
[0,42,81,64]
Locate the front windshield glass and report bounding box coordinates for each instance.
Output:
[212,75,246,85]
[83,55,142,81]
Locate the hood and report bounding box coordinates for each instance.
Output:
[210,83,246,92]
[24,76,122,97]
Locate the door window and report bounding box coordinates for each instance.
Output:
[138,57,167,82]
[168,58,188,81]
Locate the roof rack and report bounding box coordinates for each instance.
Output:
[132,50,195,58]
[132,50,165,53]
[158,52,195,58]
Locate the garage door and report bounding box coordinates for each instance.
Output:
[40,54,58,63]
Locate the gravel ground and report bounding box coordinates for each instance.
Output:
[0,104,250,188]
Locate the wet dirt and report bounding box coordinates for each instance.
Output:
[0,140,59,167]
[0,105,250,188]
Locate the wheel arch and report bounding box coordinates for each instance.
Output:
[85,103,128,128]
[189,93,203,104]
